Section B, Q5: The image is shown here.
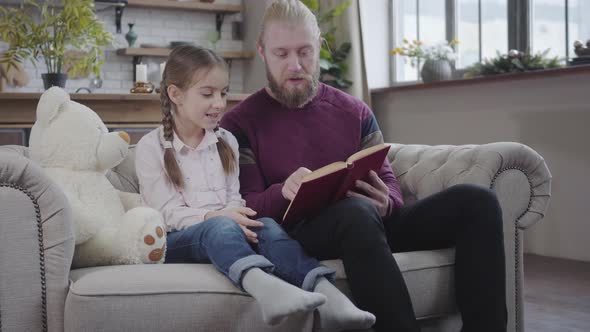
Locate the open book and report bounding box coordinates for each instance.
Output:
[282,143,391,226]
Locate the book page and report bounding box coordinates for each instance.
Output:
[302,161,347,182]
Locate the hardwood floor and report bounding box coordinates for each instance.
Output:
[524,254,590,331]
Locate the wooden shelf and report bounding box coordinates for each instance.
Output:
[0,92,249,128]
[0,92,249,102]
[116,48,255,60]
[126,0,242,13]
[16,1,242,13]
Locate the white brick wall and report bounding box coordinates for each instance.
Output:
[1,0,246,94]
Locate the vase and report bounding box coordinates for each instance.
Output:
[421,59,453,83]
[125,23,138,47]
[207,31,220,51]
[41,73,68,90]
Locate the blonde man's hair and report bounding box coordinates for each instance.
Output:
[257,0,321,48]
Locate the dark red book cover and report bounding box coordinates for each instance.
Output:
[282,144,390,226]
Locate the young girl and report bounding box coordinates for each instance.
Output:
[136,45,375,329]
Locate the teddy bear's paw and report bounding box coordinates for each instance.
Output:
[139,224,166,263]
[121,207,167,264]
[143,226,166,263]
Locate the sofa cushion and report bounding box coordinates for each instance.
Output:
[65,248,456,331]
[65,263,313,332]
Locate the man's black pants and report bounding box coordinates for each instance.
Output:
[288,184,507,332]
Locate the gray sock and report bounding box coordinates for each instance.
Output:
[242,268,327,326]
[313,277,376,331]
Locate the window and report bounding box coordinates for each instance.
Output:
[457,0,480,68]
[392,0,508,82]
[531,0,590,61]
[457,0,509,67]
[393,0,446,82]
[531,0,567,58]
[480,0,509,60]
[568,0,590,58]
[394,0,418,82]
[365,0,587,87]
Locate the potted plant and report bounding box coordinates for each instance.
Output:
[464,49,562,78]
[391,39,459,83]
[0,0,113,90]
[301,0,353,90]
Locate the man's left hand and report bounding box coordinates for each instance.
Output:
[347,170,390,217]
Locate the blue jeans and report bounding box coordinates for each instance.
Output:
[165,216,335,291]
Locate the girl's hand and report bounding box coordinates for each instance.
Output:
[205,207,263,243]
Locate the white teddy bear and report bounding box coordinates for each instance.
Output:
[29,87,166,268]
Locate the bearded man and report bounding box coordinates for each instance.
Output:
[220,1,507,331]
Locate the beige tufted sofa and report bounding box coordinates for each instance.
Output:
[0,142,551,332]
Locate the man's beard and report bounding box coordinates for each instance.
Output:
[266,62,320,109]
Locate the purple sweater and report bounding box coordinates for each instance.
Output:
[220,83,404,222]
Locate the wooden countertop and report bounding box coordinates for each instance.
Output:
[116,48,255,60]
[0,92,250,102]
[0,92,250,128]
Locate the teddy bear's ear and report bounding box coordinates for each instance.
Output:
[36,87,70,126]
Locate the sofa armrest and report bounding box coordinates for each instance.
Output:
[387,142,551,229]
[387,142,551,332]
[0,146,75,332]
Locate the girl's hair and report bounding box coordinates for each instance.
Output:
[160,45,236,189]
[257,0,321,49]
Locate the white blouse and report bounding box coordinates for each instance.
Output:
[135,126,245,232]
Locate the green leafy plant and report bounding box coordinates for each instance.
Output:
[301,0,352,89]
[0,0,113,78]
[465,49,562,78]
